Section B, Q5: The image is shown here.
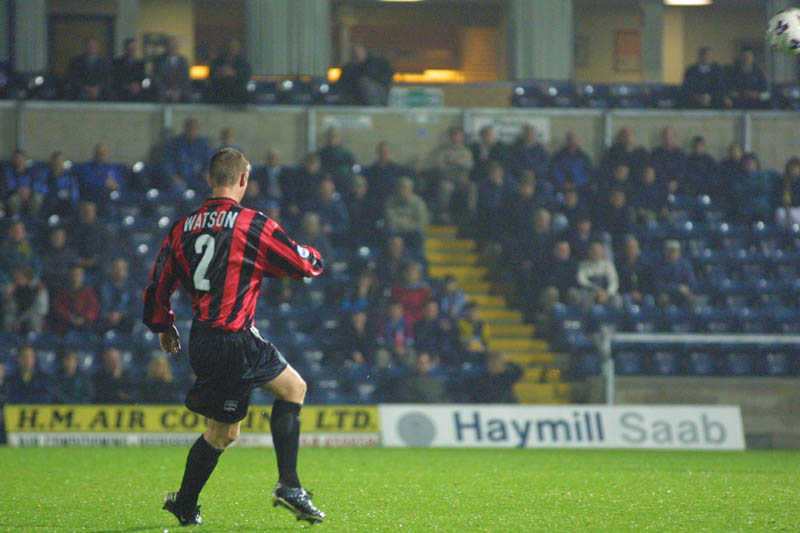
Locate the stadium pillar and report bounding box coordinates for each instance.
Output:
[245,0,331,77]
[115,0,139,57]
[0,1,8,64]
[640,0,663,83]
[766,0,797,84]
[12,0,47,72]
[507,0,573,80]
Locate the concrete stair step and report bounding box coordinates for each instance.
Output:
[480,308,522,321]
[428,265,488,279]
[426,225,459,237]
[505,352,556,365]
[460,280,492,293]
[468,294,507,307]
[488,338,549,352]
[492,323,536,337]
[521,368,563,382]
[426,251,481,265]
[513,382,572,404]
[424,238,477,252]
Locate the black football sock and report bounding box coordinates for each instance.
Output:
[176,434,223,510]
[270,399,302,488]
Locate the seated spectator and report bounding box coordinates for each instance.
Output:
[682,46,728,108]
[4,149,45,216]
[52,350,93,404]
[0,220,41,284]
[654,240,696,308]
[685,135,718,195]
[113,38,146,101]
[470,125,507,182]
[285,154,324,219]
[725,48,768,109]
[161,118,213,192]
[514,209,555,292]
[389,352,448,403]
[218,128,241,151]
[52,266,100,334]
[773,157,800,227]
[650,127,686,194]
[616,236,655,308]
[209,39,251,104]
[341,268,380,314]
[153,36,190,103]
[40,152,80,216]
[376,235,409,287]
[93,347,135,404]
[385,177,429,251]
[6,346,51,403]
[140,356,181,403]
[466,352,523,404]
[391,261,432,325]
[603,162,633,197]
[334,311,377,367]
[304,176,350,243]
[576,241,621,308]
[505,177,550,237]
[253,149,288,203]
[551,132,593,190]
[509,124,550,182]
[99,258,136,333]
[477,162,517,239]
[67,36,111,100]
[631,166,669,224]
[434,126,475,222]
[78,143,122,202]
[364,141,413,208]
[558,186,589,227]
[318,127,356,192]
[732,154,771,223]
[3,266,48,335]
[338,44,393,106]
[414,300,458,363]
[68,200,108,275]
[375,301,415,367]
[40,227,77,291]
[457,302,491,357]
[348,175,380,247]
[439,275,467,320]
[567,216,594,261]
[296,213,333,266]
[536,241,579,324]
[242,179,270,213]
[602,126,649,177]
[595,188,634,243]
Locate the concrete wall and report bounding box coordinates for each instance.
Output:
[0,103,18,155]
[750,114,800,174]
[139,0,195,64]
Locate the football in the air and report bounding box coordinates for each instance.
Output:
[767,8,800,55]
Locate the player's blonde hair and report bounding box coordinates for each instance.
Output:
[208,148,251,187]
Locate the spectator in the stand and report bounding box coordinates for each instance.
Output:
[537,241,579,321]
[567,216,593,261]
[506,176,550,236]
[595,188,634,243]
[218,128,241,152]
[4,149,45,216]
[40,152,80,216]
[773,157,800,227]
[254,149,288,203]
[602,126,649,176]
[515,209,555,294]
[153,36,190,103]
[52,350,93,404]
[718,142,746,211]
[0,220,41,284]
[726,48,768,109]
[305,176,350,243]
[509,124,550,181]
[285,154,324,218]
[414,300,457,363]
[616,236,654,308]
[434,127,476,222]
[576,241,620,308]
[6,346,51,403]
[40,227,77,291]
[650,127,686,194]
[732,154,772,223]
[631,165,669,224]
[99,258,136,333]
[467,352,523,404]
[52,265,100,334]
[685,135,718,195]
[209,39,251,104]
[682,46,728,108]
[67,36,111,101]
[341,268,380,314]
[364,141,412,208]
[477,161,517,238]
[471,125,507,182]
[93,347,135,404]
[376,235,409,287]
[338,44,394,106]
[376,300,414,367]
[3,266,48,335]
[391,261,432,325]
[385,177,428,251]
[296,212,333,265]
[318,127,356,192]
[390,352,447,403]
[78,143,122,201]
[335,311,377,366]
[603,162,633,197]
[551,131,593,190]
[348,175,380,247]
[654,240,696,308]
[439,275,467,320]
[242,179,270,213]
[69,201,108,274]
[558,186,589,227]
[140,356,181,403]
[113,38,146,101]
[162,118,213,192]
[457,302,491,357]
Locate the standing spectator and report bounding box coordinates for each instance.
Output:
[576,241,620,308]
[304,177,350,243]
[725,48,768,109]
[414,300,457,363]
[67,36,111,101]
[0,220,41,284]
[153,36,190,103]
[682,46,728,108]
[338,44,393,106]
[218,128,241,151]
[209,39,251,104]
[4,149,45,216]
[52,266,100,334]
[566,216,594,262]
[318,127,356,193]
[78,143,122,202]
[242,179,270,213]
[389,352,448,403]
[457,302,491,357]
[3,266,48,335]
[773,157,800,227]
[602,126,649,177]
[384,177,429,251]
[140,356,181,403]
[732,154,772,223]
[376,235,409,287]
[93,347,135,404]
[285,154,324,219]
[348,175,380,247]
[536,241,579,322]
[375,301,415,367]
[602,163,634,197]
[52,350,93,404]
[631,166,669,224]
[439,275,468,320]
[363,141,412,208]
[685,135,718,196]
[466,352,523,404]
[470,125,507,182]
[718,142,746,212]
[616,236,654,307]
[650,127,687,194]
[334,311,377,367]
[253,149,288,203]
[6,346,51,403]
[69,200,108,275]
[161,118,213,192]
[558,186,590,227]
[113,38,146,101]
[477,162,517,238]
[99,258,136,333]
[434,127,475,222]
[40,227,77,291]
[551,132,593,190]
[654,240,696,308]
[505,177,550,237]
[595,188,634,243]
[391,261,432,326]
[40,152,80,216]
[514,209,555,294]
[509,124,550,182]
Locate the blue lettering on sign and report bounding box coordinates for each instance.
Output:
[453,411,606,447]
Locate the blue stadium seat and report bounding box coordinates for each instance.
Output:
[772,84,800,110]
[687,349,716,376]
[615,351,643,375]
[277,78,313,105]
[763,350,790,377]
[647,84,681,109]
[623,305,659,333]
[577,83,611,108]
[650,350,679,375]
[725,350,754,376]
[575,352,602,376]
[611,84,647,108]
[512,81,577,108]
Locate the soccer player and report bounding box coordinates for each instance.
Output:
[142,148,326,525]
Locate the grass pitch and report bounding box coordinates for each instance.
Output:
[0,447,797,532]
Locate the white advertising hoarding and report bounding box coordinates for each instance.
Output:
[379,405,745,450]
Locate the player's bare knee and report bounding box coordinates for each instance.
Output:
[290,375,307,403]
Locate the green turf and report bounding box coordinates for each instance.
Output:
[0,447,797,532]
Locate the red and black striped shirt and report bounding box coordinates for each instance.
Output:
[142,197,324,333]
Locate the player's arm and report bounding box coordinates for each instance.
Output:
[258,219,324,280]
[142,229,182,353]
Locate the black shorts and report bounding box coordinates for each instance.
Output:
[185,322,288,423]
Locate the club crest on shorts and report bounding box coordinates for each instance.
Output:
[296,245,310,259]
[223,400,238,412]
